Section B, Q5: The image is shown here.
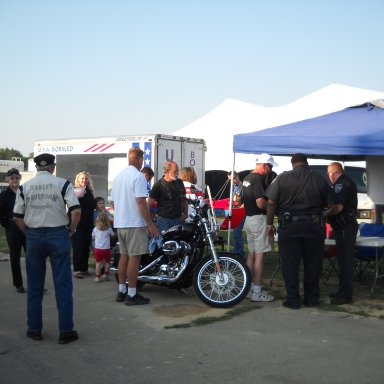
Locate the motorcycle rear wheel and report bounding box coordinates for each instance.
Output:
[193,252,251,308]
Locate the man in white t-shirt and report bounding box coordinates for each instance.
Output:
[111,147,159,305]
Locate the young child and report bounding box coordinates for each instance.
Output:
[93,196,114,225]
[92,214,115,282]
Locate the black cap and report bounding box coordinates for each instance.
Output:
[6,168,20,177]
[34,153,56,166]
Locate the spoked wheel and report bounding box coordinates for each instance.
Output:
[193,252,251,308]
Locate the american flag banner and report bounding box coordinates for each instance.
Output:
[144,142,152,168]
[143,142,152,191]
[132,141,152,190]
[132,141,152,167]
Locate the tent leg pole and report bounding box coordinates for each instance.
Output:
[227,153,236,252]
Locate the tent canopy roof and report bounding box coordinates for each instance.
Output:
[233,101,384,161]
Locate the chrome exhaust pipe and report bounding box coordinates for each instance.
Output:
[138,256,189,284]
[110,255,163,274]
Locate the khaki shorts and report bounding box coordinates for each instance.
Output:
[117,227,149,256]
[244,215,272,253]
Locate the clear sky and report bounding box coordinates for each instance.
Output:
[1,0,384,156]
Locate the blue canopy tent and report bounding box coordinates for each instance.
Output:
[233,101,384,160]
[222,101,384,251]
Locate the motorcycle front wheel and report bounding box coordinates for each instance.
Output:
[193,252,251,308]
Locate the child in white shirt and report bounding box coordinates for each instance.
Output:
[92,214,114,282]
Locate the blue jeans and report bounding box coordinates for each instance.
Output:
[233,217,245,258]
[26,226,74,332]
[156,217,181,233]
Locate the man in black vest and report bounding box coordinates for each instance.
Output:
[148,161,188,233]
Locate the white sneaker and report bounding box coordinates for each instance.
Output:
[102,274,110,281]
[246,288,253,299]
[94,277,101,283]
[251,291,274,302]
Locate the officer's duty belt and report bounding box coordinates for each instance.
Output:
[291,215,321,222]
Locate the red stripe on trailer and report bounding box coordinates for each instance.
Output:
[84,144,98,152]
[99,144,115,152]
[91,144,107,152]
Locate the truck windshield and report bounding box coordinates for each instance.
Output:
[308,165,367,194]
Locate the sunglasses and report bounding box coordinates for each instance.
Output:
[9,176,21,180]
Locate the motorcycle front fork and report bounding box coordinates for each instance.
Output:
[203,224,223,274]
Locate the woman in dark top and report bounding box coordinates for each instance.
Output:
[72,171,96,278]
[0,168,26,292]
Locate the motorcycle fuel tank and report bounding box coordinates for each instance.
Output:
[162,222,195,241]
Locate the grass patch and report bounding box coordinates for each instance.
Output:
[0,227,9,253]
[317,303,353,316]
[319,303,383,319]
[164,304,261,329]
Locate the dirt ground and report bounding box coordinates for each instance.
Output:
[1,253,384,384]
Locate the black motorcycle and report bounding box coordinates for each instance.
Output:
[110,196,251,308]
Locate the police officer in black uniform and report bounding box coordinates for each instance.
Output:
[325,162,358,305]
[266,153,330,309]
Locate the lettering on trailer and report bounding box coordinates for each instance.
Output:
[36,145,75,154]
[165,149,174,161]
[189,151,195,166]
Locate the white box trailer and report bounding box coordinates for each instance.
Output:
[33,134,206,201]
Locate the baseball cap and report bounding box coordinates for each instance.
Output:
[255,153,279,167]
[6,168,21,177]
[34,153,56,166]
